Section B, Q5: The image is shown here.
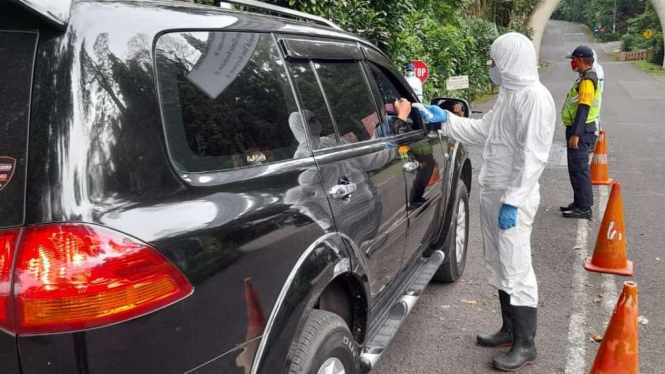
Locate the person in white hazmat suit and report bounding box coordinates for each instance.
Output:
[418,33,556,371]
[592,49,605,137]
[404,63,424,102]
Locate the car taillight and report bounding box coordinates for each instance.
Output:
[10,223,192,334]
[0,228,20,332]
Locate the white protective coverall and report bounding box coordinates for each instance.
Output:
[592,50,605,127]
[442,33,556,307]
[405,74,424,102]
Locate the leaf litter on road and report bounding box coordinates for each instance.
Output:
[590,334,603,343]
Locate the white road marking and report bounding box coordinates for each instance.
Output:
[597,185,619,316]
[565,218,590,374]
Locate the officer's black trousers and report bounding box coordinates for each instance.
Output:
[566,127,596,209]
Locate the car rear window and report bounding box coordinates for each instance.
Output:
[0,30,38,228]
[155,32,300,172]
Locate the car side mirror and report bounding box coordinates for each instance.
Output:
[430,97,471,118]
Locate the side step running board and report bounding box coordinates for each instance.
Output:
[358,250,445,373]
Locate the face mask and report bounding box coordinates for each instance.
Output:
[570,59,579,71]
[489,66,502,86]
[406,70,415,77]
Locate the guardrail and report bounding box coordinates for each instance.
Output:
[619,50,652,62]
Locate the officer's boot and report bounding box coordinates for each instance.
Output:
[477,290,512,347]
[492,306,537,371]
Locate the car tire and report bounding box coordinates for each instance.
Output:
[288,310,358,374]
[433,181,470,283]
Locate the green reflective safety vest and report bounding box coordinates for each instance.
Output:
[562,69,602,126]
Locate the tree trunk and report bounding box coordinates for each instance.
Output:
[649,0,665,67]
[527,0,562,60]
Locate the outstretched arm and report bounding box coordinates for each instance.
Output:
[442,108,495,145]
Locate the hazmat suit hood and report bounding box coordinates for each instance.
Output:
[289,110,326,159]
[289,110,322,146]
[490,32,539,91]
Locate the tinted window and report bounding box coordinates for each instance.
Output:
[0,31,37,228]
[288,61,338,151]
[370,63,402,108]
[156,32,300,172]
[314,61,379,143]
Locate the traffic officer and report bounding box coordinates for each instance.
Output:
[560,45,602,219]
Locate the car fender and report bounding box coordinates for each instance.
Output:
[434,140,471,246]
[250,233,370,374]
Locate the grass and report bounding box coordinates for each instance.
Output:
[634,60,665,75]
[580,24,597,43]
[634,60,665,85]
[473,91,496,105]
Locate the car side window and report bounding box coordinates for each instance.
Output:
[368,63,422,131]
[155,32,301,172]
[287,61,338,152]
[313,61,381,143]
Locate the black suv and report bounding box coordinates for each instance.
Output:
[0,1,472,373]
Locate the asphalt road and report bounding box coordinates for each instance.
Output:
[374,20,665,374]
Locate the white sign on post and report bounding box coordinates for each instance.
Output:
[445,75,469,91]
[187,32,260,99]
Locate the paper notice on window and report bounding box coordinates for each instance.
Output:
[187,32,260,99]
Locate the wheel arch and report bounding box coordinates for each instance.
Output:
[250,233,370,374]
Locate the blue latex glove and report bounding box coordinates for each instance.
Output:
[498,204,518,230]
[416,104,448,123]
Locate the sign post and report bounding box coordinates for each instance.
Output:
[446,75,470,103]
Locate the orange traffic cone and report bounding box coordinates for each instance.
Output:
[428,161,441,186]
[584,182,634,276]
[589,281,639,374]
[591,131,613,185]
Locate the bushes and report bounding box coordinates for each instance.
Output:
[621,4,664,64]
[191,0,540,102]
[265,0,504,102]
[555,0,664,64]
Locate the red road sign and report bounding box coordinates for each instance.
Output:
[411,60,429,83]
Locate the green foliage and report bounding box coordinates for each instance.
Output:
[268,0,503,101]
[556,0,663,64]
[621,4,664,64]
[192,0,542,101]
[554,0,645,35]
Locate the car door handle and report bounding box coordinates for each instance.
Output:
[328,183,357,200]
[403,161,419,173]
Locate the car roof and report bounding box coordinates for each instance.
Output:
[14,0,392,64]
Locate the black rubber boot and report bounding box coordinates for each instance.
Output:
[493,306,537,372]
[477,290,512,347]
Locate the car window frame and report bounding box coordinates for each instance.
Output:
[285,59,342,148]
[311,58,383,146]
[277,35,389,154]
